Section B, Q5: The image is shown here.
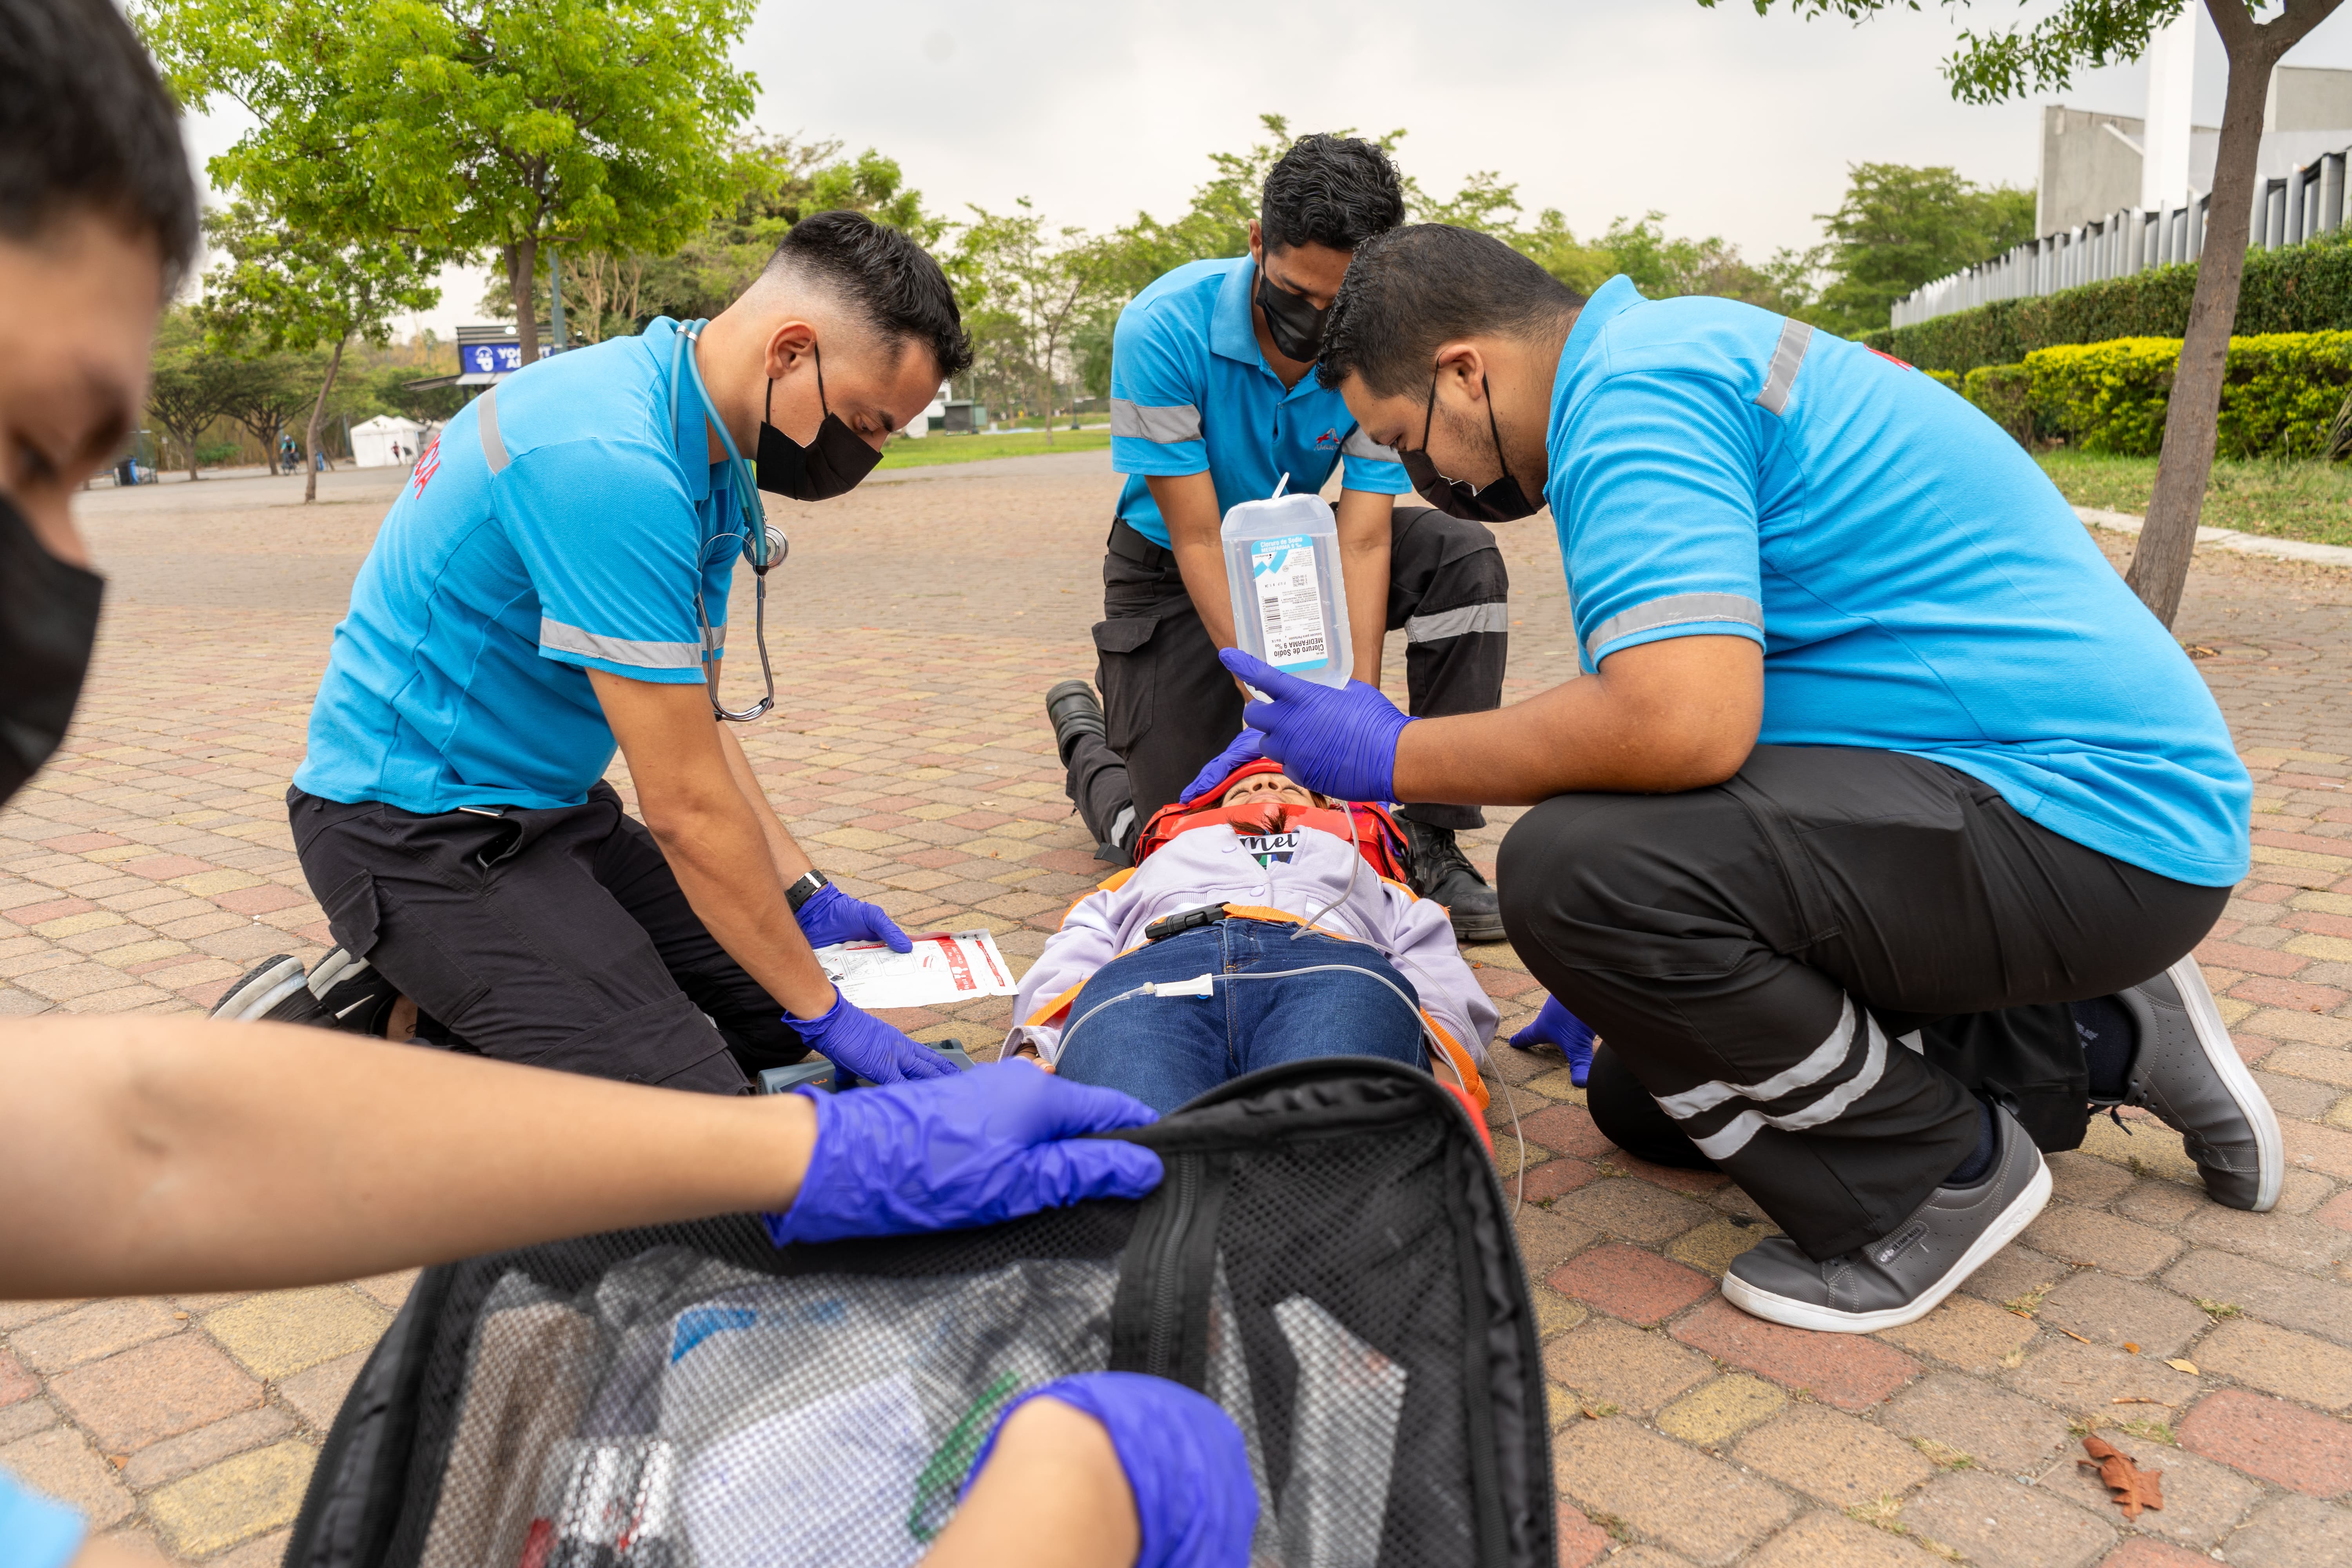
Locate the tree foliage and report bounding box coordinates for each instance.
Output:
[1811,163,2036,335]
[141,0,762,363]
[198,197,439,499]
[145,312,247,480]
[948,200,1117,438]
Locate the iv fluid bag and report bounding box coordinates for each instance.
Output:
[1222,492,1353,689]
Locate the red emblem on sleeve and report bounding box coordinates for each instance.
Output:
[410,437,442,497]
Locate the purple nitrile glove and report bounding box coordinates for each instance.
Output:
[961,1372,1256,1568]
[781,991,957,1085]
[764,1062,1163,1244]
[1220,648,1413,805]
[1510,995,1597,1087]
[795,880,913,953]
[1178,728,1266,804]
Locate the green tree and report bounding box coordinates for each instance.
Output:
[1811,163,2036,336]
[199,198,439,501]
[950,200,1118,444]
[1712,0,2347,626]
[626,135,942,325]
[216,354,307,477]
[143,0,760,367]
[145,310,243,480]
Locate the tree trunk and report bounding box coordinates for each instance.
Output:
[2129,0,2340,625]
[508,238,540,365]
[303,336,347,505]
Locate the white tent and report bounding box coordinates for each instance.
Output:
[350,415,425,468]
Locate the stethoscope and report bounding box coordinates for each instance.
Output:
[670,319,785,723]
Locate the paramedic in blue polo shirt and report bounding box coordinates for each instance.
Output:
[1044,133,1511,942]
[1228,223,2276,1334]
[210,214,980,1095]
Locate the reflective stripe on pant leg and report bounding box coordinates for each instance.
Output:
[1668,1005,1893,1161]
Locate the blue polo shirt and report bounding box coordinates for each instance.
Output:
[0,1470,82,1568]
[1548,275,2250,887]
[1109,257,1410,546]
[294,318,740,816]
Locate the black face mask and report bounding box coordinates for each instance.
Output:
[753,345,882,501]
[1398,368,1543,523]
[1254,262,1329,364]
[0,492,105,810]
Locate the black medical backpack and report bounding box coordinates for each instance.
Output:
[283,1058,1555,1568]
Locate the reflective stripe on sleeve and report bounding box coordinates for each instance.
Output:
[1110,399,1203,444]
[478,385,512,475]
[1583,592,1763,659]
[539,618,705,670]
[1754,319,1813,416]
[1404,603,1508,642]
[1341,426,1400,462]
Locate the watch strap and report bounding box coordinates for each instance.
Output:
[786,869,831,912]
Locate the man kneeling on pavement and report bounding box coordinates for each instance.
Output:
[1221,220,2278,1335]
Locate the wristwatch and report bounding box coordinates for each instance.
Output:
[785,868,831,912]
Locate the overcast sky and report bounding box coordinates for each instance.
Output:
[176,0,2352,338]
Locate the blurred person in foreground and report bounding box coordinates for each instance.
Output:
[0,4,1249,1565]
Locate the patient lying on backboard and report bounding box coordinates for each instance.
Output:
[1003,759,1497,1120]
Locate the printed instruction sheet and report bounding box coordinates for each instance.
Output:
[814,929,1019,1010]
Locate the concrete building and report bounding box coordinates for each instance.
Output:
[2041,33,2352,235]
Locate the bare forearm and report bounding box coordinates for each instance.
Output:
[717,720,813,883]
[923,1399,1138,1568]
[1391,635,1764,804]
[1334,489,1392,686]
[1149,471,1238,650]
[648,791,834,1015]
[0,1017,814,1299]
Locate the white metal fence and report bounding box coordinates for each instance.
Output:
[1889,147,2352,328]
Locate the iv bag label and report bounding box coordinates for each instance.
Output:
[1249,533,1330,673]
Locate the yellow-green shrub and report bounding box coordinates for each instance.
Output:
[2007,331,2352,458]
[1962,363,2034,443]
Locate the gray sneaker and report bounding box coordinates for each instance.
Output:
[1722,1103,2051,1333]
[2108,956,2281,1212]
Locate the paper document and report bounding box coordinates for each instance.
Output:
[815,929,1019,1010]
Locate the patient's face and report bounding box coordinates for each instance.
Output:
[1221,771,1317,809]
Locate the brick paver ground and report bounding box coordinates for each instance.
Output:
[6,456,2352,1563]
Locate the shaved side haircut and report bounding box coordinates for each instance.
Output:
[756,210,974,379]
[1318,225,1585,397]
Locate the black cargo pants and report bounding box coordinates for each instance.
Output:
[1497,746,2227,1259]
[1068,503,1508,855]
[289,783,810,1094]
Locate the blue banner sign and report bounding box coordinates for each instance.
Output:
[459,341,554,376]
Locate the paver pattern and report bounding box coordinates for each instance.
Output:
[5,456,2352,1564]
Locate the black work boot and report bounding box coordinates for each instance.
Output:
[211,948,401,1035]
[1044,679,1107,768]
[1401,817,1505,944]
[2096,957,2282,1212]
[1723,1103,2051,1333]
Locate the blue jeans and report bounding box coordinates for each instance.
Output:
[1053,918,1426,1114]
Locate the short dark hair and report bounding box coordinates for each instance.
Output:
[1319,224,1585,397]
[1260,134,1405,255]
[0,0,200,288]
[763,210,973,380]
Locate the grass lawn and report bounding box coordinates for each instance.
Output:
[876,430,1112,469]
[2037,450,2352,548]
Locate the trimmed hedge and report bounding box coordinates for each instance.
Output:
[1960,331,2352,458]
[1861,230,2352,376]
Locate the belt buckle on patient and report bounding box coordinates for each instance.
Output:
[1142,902,1228,943]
